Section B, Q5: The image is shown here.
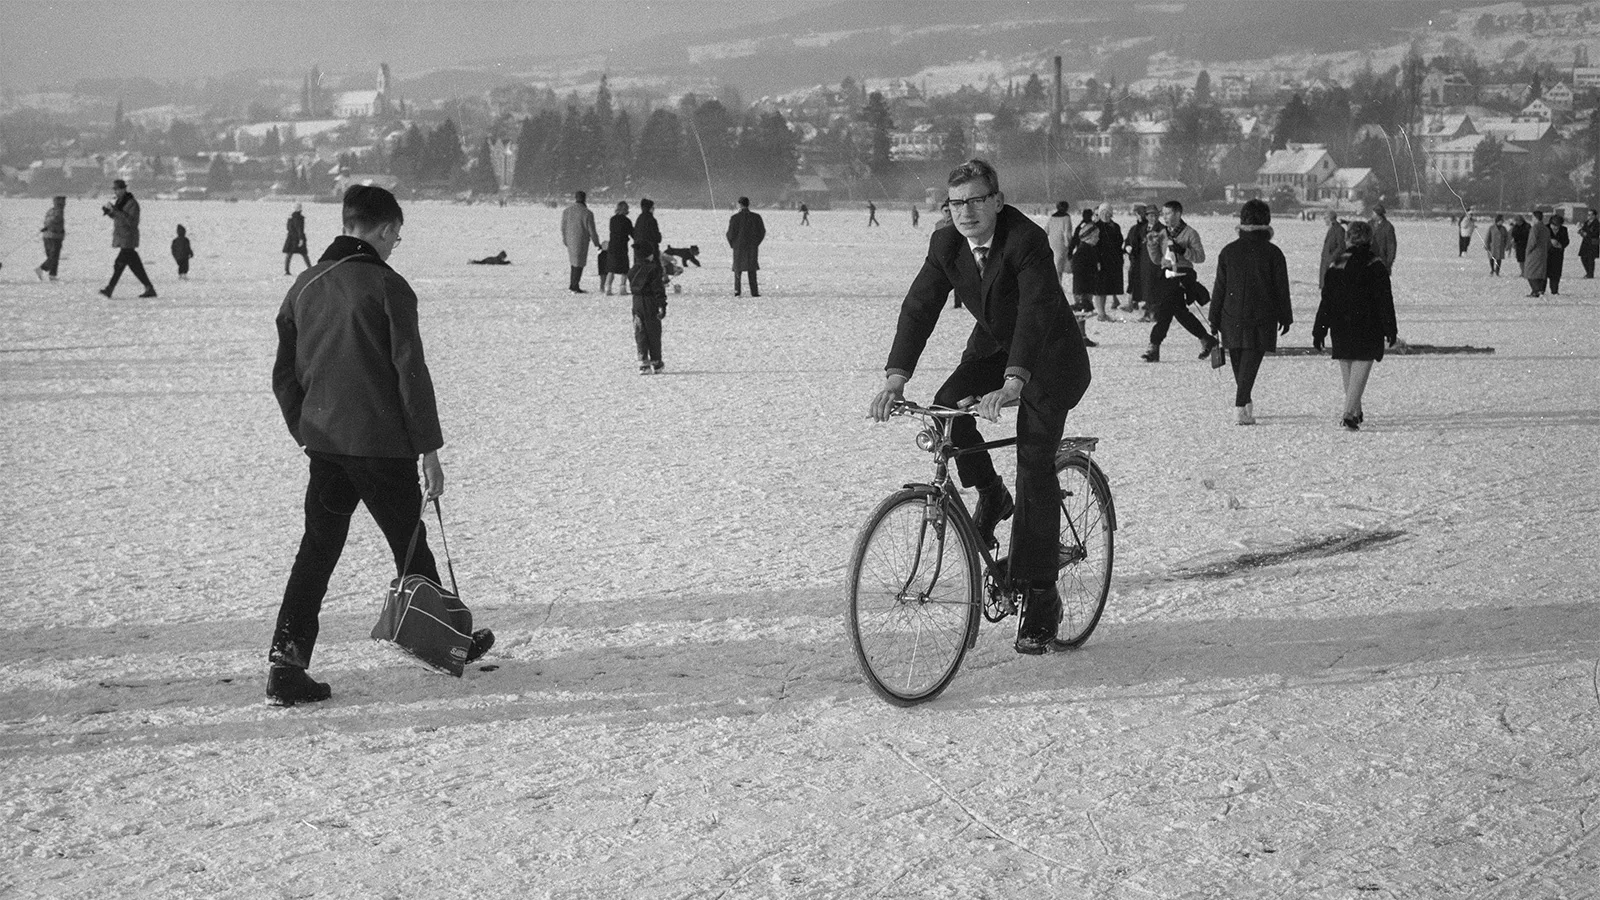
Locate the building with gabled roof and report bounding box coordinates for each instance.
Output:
[1256,143,1337,201]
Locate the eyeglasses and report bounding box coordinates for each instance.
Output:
[945,191,997,211]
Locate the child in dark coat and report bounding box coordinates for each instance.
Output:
[628,242,667,374]
[171,225,194,279]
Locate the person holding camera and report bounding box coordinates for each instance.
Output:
[99,179,157,298]
[1140,200,1214,363]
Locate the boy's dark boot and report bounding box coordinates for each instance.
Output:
[972,481,1014,551]
[266,665,332,707]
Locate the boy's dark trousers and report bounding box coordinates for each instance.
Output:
[107,248,154,291]
[734,270,760,297]
[633,295,663,365]
[1147,276,1209,347]
[41,239,62,276]
[930,351,1065,587]
[271,450,439,669]
[569,266,583,291]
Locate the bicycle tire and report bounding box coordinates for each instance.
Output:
[1052,454,1113,648]
[846,487,982,706]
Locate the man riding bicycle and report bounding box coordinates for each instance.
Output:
[868,159,1093,654]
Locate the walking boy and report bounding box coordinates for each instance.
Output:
[36,196,65,281]
[269,185,488,707]
[1141,200,1215,362]
[629,242,668,374]
[171,225,193,279]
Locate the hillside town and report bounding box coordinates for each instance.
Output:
[4,15,1599,214]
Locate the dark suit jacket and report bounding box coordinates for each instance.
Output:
[887,204,1091,417]
[273,235,443,459]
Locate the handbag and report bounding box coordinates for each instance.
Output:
[1209,343,1226,368]
[371,497,474,677]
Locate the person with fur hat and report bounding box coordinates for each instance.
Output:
[1313,219,1398,432]
[1208,199,1291,425]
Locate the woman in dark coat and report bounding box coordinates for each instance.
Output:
[1546,212,1569,295]
[603,201,634,295]
[1510,215,1530,267]
[283,203,310,275]
[1122,204,1148,315]
[1066,208,1099,311]
[1313,220,1398,432]
[1093,203,1123,321]
[1209,199,1292,426]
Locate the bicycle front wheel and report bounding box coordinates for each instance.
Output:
[1054,454,1114,648]
[847,487,982,706]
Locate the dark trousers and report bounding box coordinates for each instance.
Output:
[1148,299,1211,347]
[107,248,153,292]
[1458,236,1470,255]
[176,258,189,276]
[932,352,1067,586]
[569,266,584,291]
[1228,349,1266,407]
[271,451,439,669]
[1490,257,1501,275]
[633,297,663,365]
[1582,254,1596,278]
[41,239,62,276]
[734,270,760,296]
[285,250,311,274]
[1528,278,1546,296]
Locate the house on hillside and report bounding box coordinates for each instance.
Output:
[1520,99,1554,121]
[1478,83,1533,107]
[1318,168,1376,203]
[1417,114,1476,153]
[1427,134,1528,184]
[1475,118,1558,150]
[784,173,831,209]
[889,123,948,163]
[1423,71,1476,107]
[1544,82,1575,112]
[1256,143,1337,202]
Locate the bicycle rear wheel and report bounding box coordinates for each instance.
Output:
[1053,454,1113,648]
[847,487,981,706]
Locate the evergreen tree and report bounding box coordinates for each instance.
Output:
[1194,70,1212,105]
[609,109,635,190]
[512,110,561,194]
[553,104,587,192]
[943,123,968,165]
[206,154,232,193]
[1273,93,1315,149]
[735,110,797,192]
[470,138,501,194]
[635,108,683,183]
[861,91,895,175]
[261,126,281,156]
[425,119,466,184]
[1022,73,1047,110]
[686,98,736,177]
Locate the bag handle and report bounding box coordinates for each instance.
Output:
[399,496,458,596]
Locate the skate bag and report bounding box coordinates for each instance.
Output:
[371,498,473,676]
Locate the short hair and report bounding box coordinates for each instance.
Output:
[738,196,750,207]
[575,190,587,203]
[1346,220,1374,246]
[1240,199,1271,226]
[1054,201,1071,215]
[1532,209,1544,220]
[1163,199,1183,214]
[947,158,999,195]
[113,179,127,189]
[53,195,67,202]
[640,197,654,211]
[1372,203,1386,216]
[342,184,404,230]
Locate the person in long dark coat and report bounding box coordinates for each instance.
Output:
[1318,210,1346,289]
[1313,219,1398,432]
[1093,203,1123,321]
[1510,215,1530,267]
[283,203,311,275]
[1122,204,1149,315]
[1209,199,1291,425]
[1546,212,1569,295]
[1067,208,1099,311]
[603,201,633,295]
[1522,210,1550,297]
[1370,203,1397,272]
[1578,208,1599,278]
[634,198,661,256]
[726,196,766,297]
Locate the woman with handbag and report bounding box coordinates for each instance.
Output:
[1209,199,1291,425]
[1066,208,1100,312]
[1313,220,1398,432]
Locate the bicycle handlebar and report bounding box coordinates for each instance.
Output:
[890,399,1017,419]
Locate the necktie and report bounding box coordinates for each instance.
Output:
[974,245,988,275]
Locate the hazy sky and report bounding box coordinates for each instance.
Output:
[0,1,833,89]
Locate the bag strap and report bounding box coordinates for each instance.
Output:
[399,496,459,596]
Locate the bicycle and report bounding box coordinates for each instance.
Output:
[846,401,1116,706]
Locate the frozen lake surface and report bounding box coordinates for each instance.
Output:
[1,196,1596,898]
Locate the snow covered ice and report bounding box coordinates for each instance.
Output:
[1,197,1596,898]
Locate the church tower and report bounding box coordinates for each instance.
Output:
[376,63,391,117]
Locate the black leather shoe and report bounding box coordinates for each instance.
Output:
[1014,585,1061,655]
[465,628,495,663]
[972,484,1014,550]
[266,665,332,707]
